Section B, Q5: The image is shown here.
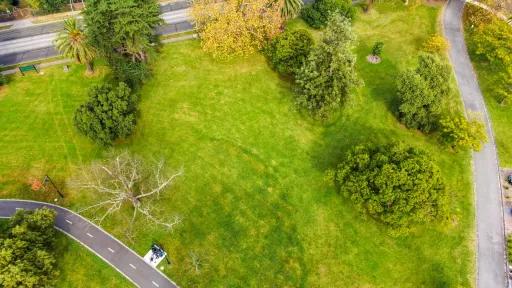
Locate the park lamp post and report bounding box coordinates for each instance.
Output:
[43,175,64,199]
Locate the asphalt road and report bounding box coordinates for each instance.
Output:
[0,200,178,288]
[0,2,192,66]
[443,0,508,287]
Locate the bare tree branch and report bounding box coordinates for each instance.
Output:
[70,152,183,232]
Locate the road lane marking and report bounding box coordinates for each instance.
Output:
[65,219,72,224]
[107,248,114,253]
[152,281,160,287]
[129,263,136,269]
[86,233,94,238]
[15,208,21,210]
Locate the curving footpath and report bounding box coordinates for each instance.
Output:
[0,200,178,288]
[443,0,508,287]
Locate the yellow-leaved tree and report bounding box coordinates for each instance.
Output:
[191,0,283,58]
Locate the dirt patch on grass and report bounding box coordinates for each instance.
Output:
[366,55,382,64]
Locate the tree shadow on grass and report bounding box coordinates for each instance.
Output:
[356,41,402,115]
[310,118,404,172]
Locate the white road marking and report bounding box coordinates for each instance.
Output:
[65,219,72,224]
[86,233,94,238]
[107,248,115,253]
[129,263,136,269]
[152,281,160,287]
[15,208,21,210]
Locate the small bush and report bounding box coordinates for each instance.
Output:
[422,35,449,54]
[371,41,384,56]
[0,73,5,86]
[507,234,512,260]
[74,82,138,146]
[301,0,356,29]
[109,57,151,89]
[439,114,487,151]
[264,29,314,75]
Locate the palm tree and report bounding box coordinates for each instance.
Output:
[282,0,303,19]
[55,18,96,75]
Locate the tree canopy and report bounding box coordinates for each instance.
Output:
[397,53,450,132]
[55,18,96,75]
[295,14,360,118]
[84,0,162,63]
[334,143,447,231]
[301,0,356,29]
[264,29,314,75]
[191,0,283,58]
[74,82,137,146]
[0,208,58,288]
[439,114,488,151]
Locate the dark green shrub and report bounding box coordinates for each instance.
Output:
[74,82,138,146]
[301,0,356,29]
[507,234,512,260]
[371,41,383,56]
[334,142,447,232]
[264,29,314,75]
[40,0,66,12]
[109,57,151,89]
[0,73,5,86]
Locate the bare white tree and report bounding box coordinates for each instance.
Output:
[71,152,183,231]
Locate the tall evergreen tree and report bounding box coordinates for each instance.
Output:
[84,0,162,63]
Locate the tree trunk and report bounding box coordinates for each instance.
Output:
[85,61,94,75]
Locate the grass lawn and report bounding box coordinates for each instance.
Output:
[0,2,474,287]
[463,7,512,167]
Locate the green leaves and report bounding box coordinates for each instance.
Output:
[295,14,361,119]
[0,208,58,288]
[301,0,356,29]
[397,53,450,132]
[439,114,487,152]
[335,143,447,233]
[74,82,138,146]
[264,29,314,75]
[54,18,96,75]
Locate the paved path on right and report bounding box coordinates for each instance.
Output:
[443,0,508,287]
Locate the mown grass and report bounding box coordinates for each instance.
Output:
[0,2,474,287]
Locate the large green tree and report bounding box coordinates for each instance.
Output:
[74,82,137,146]
[55,18,96,75]
[0,208,58,288]
[295,14,361,118]
[397,53,450,132]
[84,0,162,63]
[334,143,447,232]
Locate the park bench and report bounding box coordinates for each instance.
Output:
[18,64,39,76]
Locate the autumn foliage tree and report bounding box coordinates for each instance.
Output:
[191,0,283,58]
